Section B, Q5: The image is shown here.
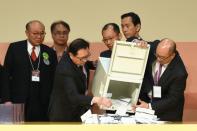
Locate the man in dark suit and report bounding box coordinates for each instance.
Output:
[100,23,122,58]
[48,38,112,122]
[136,38,188,121]
[2,20,57,121]
[0,64,9,103]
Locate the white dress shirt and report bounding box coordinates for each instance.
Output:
[27,41,40,57]
[148,61,169,109]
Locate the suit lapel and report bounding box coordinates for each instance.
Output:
[76,66,87,85]
[158,66,172,86]
[39,44,43,70]
[158,53,178,85]
[74,64,87,92]
[149,59,155,86]
[23,41,31,69]
[66,53,87,93]
[21,41,31,81]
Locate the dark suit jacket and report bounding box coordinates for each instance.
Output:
[48,53,93,122]
[140,42,188,121]
[2,40,57,121]
[100,50,112,58]
[0,65,9,103]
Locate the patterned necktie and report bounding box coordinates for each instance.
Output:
[154,64,162,85]
[79,66,87,89]
[31,46,37,61]
[79,66,86,76]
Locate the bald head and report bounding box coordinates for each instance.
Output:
[156,38,176,64]
[102,23,121,50]
[158,38,176,54]
[26,20,45,31]
[25,20,46,46]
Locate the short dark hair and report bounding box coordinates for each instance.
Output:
[102,23,120,34]
[121,12,141,26]
[50,20,70,32]
[68,38,89,56]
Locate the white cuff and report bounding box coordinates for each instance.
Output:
[148,103,152,109]
[90,99,94,105]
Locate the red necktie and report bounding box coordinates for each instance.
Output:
[31,46,37,61]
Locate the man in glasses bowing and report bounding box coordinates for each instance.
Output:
[135,38,188,121]
[49,38,112,122]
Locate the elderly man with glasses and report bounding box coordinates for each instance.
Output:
[2,20,57,121]
[135,38,188,122]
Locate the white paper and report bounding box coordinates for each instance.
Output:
[84,114,98,124]
[99,116,115,124]
[99,57,111,73]
[80,109,92,122]
[153,86,161,98]
[115,107,127,116]
[136,107,155,115]
[103,93,112,98]
[32,76,40,82]
[121,117,136,124]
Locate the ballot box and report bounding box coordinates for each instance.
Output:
[92,41,150,112]
[0,104,24,123]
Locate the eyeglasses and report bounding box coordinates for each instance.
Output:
[154,53,172,61]
[75,53,91,62]
[53,31,69,36]
[30,32,46,37]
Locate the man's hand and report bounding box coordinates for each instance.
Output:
[4,101,13,106]
[92,97,112,108]
[133,40,148,48]
[136,99,149,109]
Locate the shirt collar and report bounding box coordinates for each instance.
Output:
[27,40,40,57]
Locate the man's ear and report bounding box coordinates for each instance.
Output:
[118,33,122,40]
[136,24,141,32]
[25,30,29,37]
[69,52,73,59]
[171,52,176,59]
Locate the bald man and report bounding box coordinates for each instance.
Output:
[2,20,57,121]
[100,23,122,58]
[137,38,188,121]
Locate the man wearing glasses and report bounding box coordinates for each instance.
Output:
[2,20,57,121]
[100,23,122,58]
[51,20,70,62]
[135,38,188,121]
[49,38,112,122]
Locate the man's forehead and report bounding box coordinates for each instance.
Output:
[121,16,132,23]
[77,48,89,55]
[29,23,44,31]
[157,44,170,55]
